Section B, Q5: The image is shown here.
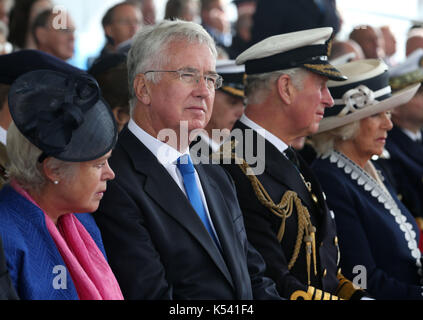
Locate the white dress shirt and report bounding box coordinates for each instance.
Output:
[128,119,221,244]
[401,128,422,142]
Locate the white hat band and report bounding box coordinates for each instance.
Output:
[333,85,392,117]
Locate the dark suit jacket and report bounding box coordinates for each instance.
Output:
[0,235,18,300]
[385,126,423,219]
[251,0,340,44]
[94,127,280,300]
[220,121,364,299]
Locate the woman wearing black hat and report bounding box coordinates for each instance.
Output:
[310,59,423,299]
[0,70,123,300]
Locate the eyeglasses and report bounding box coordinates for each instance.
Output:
[143,69,223,90]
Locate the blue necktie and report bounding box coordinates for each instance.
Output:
[177,155,220,248]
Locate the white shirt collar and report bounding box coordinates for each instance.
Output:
[128,119,189,166]
[401,128,422,142]
[239,114,289,155]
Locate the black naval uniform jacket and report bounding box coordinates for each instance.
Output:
[220,121,364,300]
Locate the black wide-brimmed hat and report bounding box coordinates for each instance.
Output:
[236,27,347,81]
[8,70,118,162]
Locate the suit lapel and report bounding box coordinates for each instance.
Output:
[195,165,241,290]
[119,128,234,288]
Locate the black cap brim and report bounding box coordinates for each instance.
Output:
[302,61,347,81]
[220,86,244,98]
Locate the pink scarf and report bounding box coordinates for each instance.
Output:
[11,181,124,300]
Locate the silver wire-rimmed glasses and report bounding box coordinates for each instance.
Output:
[143,68,223,90]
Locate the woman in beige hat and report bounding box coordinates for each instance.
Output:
[310,58,423,299]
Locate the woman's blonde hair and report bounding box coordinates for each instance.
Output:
[311,120,360,156]
[6,122,79,195]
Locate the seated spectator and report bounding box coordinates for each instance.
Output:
[311,59,423,299]
[0,0,13,26]
[164,0,198,22]
[227,0,255,59]
[385,67,423,231]
[100,2,142,58]
[329,39,365,65]
[0,20,12,54]
[8,0,52,50]
[126,0,156,25]
[190,59,244,158]
[31,8,76,61]
[406,27,423,57]
[0,49,83,190]
[0,69,123,300]
[389,48,423,78]
[233,0,256,14]
[251,0,341,45]
[200,0,232,49]
[140,0,156,25]
[94,19,281,300]
[89,52,130,132]
[381,25,397,67]
[219,27,368,300]
[349,25,385,59]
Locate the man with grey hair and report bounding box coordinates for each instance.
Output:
[94,19,281,300]
[218,28,370,300]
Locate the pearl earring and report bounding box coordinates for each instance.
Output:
[54,181,59,185]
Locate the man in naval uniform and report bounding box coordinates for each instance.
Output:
[218,27,370,300]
